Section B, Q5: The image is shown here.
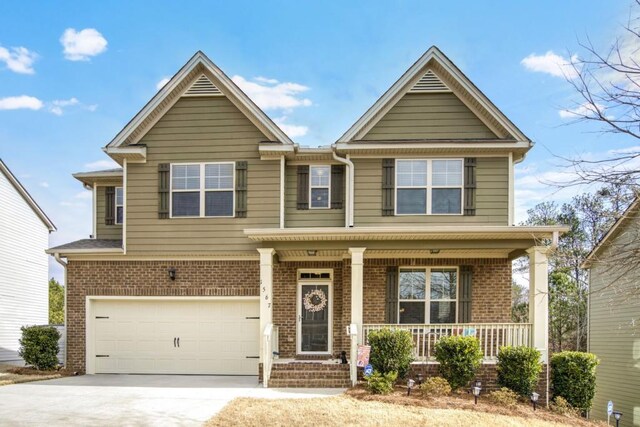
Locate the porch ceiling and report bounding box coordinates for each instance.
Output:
[276,248,513,261]
[244,225,567,242]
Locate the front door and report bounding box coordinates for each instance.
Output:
[297,283,332,354]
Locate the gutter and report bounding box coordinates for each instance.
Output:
[332,149,354,227]
[52,253,68,368]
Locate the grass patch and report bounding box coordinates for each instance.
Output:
[207,388,604,427]
[0,363,72,386]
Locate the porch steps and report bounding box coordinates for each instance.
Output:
[268,362,351,388]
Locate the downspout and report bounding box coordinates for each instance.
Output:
[332,150,354,227]
[280,155,285,229]
[53,253,68,368]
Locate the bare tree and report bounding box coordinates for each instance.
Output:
[561,1,640,188]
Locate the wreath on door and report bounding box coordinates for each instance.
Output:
[303,289,328,313]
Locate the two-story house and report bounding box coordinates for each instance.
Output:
[48,47,566,396]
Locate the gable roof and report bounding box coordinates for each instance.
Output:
[0,159,56,232]
[337,46,531,143]
[105,51,294,155]
[582,196,640,268]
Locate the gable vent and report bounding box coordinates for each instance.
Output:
[183,74,223,96]
[409,70,451,93]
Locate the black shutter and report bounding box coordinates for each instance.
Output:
[464,158,477,216]
[296,165,309,210]
[385,266,399,323]
[382,159,395,216]
[459,266,473,323]
[330,165,345,209]
[105,186,115,225]
[158,163,170,219]
[235,161,248,218]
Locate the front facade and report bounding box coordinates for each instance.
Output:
[0,159,56,362]
[584,198,640,425]
[49,48,565,392]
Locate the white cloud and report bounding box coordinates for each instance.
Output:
[558,102,602,119]
[521,51,579,79]
[75,191,93,200]
[60,28,108,61]
[49,97,79,116]
[39,181,49,188]
[274,116,308,137]
[0,95,43,110]
[84,159,120,170]
[156,77,171,90]
[231,75,312,111]
[0,46,37,74]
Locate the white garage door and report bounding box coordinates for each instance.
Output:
[91,299,259,375]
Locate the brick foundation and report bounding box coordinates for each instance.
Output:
[66,260,259,373]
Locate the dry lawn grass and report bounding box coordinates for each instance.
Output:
[0,363,71,386]
[207,391,600,427]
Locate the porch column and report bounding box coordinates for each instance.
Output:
[527,246,549,363]
[257,248,275,362]
[349,247,366,341]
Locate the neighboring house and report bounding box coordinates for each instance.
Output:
[583,197,640,425]
[47,47,566,395]
[0,159,56,362]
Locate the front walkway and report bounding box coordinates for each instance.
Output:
[0,374,344,426]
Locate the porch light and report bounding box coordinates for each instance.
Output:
[471,380,482,404]
[530,392,539,411]
[307,250,317,256]
[612,411,622,427]
[407,379,415,396]
[429,249,440,254]
[168,267,176,281]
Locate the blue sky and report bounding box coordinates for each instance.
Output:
[0,1,635,281]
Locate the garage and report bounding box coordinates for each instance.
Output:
[88,298,259,375]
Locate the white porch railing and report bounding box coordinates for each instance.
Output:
[262,324,279,387]
[363,323,532,361]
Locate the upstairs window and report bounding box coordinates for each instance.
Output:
[310,165,331,209]
[395,159,463,215]
[115,187,124,224]
[171,163,234,218]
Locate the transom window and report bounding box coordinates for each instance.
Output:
[396,159,463,215]
[398,267,458,324]
[171,163,234,217]
[115,187,124,225]
[310,165,331,209]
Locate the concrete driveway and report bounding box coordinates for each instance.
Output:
[0,374,344,426]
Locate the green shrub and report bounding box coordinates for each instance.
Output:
[489,387,520,407]
[550,396,580,417]
[368,328,414,378]
[550,351,599,410]
[365,370,398,395]
[18,325,60,370]
[420,376,451,397]
[496,346,542,397]
[433,336,483,390]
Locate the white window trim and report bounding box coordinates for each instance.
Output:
[394,158,464,216]
[169,162,235,218]
[309,165,331,209]
[115,187,124,225]
[397,266,459,324]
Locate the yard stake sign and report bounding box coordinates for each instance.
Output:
[356,345,371,368]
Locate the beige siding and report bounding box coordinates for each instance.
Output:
[364,93,497,140]
[96,185,122,240]
[284,165,344,228]
[125,96,279,254]
[588,213,640,425]
[353,157,508,226]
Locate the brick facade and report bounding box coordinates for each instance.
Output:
[274,257,512,358]
[66,257,512,373]
[65,260,259,373]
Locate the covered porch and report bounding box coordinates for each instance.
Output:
[247,226,566,387]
